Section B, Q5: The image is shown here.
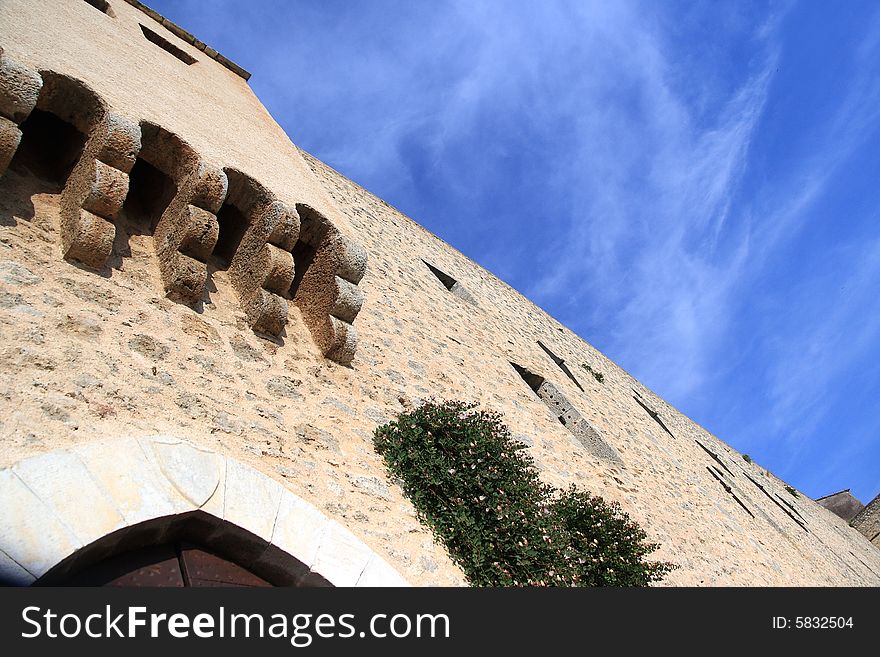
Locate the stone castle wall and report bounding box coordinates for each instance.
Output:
[851,496,880,548]
[0,0,878,586]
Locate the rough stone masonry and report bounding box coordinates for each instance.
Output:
[0,0,877,586]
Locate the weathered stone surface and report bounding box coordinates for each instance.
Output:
[0,50,41,123]
[60,111,139,269]
[266,375,303,400]
[213,176,303,339]
[0,0,876,589]
[72,438,182,524]
[154,161,226,304]
[141,436,223,508]
[11,450,125,545]
[223,458,283,541]
[0,116,22,176]
[310,520,373,587]
[271,490,329,570]
[357,554,411,587]
[0,261,39,286]
[80,159,129,218]
[129,333,170,360]
[851,494,880,546]
[0,469,81,578]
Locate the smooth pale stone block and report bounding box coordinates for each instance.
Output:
[200,459,227,519]
[310,521,374,587]
[356,554,410,587]
[0,548,34,585]
[223,459,283,541]
[140,436,222,508]
[12,450,124,545]
[270,490,330,571]
[0,469,81,578]
[73,438,184,525]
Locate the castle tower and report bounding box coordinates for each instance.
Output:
[0,0,878,586]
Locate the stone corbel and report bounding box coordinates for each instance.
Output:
[294,228,366,365]
[59,112,140,269]
[153,161,227,304]
[228,200,300,337]
[0,49,42,176]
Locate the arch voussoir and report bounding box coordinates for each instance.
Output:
[0,436,409,587]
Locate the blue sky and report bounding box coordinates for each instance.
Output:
[148,0,880,504]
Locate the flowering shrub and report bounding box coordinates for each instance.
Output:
[373,400,675,586]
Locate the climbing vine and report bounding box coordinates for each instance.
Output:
[374,400,675,586]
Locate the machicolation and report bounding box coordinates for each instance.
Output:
[0,0,878,587]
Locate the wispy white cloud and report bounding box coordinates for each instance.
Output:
[510,5,781,402]
[151,0,880,499]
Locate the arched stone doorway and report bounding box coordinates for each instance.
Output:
[0,436,408,587]
[37,511,326,587]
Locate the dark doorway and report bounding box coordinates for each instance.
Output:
[10,109,87,186]
[60,541,272,587]
[212,203,249,269]
[34,511,331,587]
[289,203,329,298]
[121,157,177,235]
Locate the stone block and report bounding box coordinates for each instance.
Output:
[73,437,183,525]
[325,315,358,364]
[270,490,330,571]
[95,113,140,173]
[333,234,367,285]
[12,450,125,545]
[262,243,295,295]
[81,159,129,219]
[139,436,223,508]
[0,53,41,123]
[0,116,21,176]
[0,469,81,578]
[223,459,283,541]
[310,521,374,587]
[356,554,410,587]
[163,252,208,303]
[329,275,364,323]
[246,288,288,337]
[61,208,115,269]
[177,204,219,261]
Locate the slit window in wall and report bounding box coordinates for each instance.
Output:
[10,109,87,186]
[83,0,115,16]
[422,260,476,304]
[694,440,734,477]
[289,204,330,299]
[140,25,197,65]
[632,394,675,438]
[510,362,621,463]
[705,467,754,518]
[121,158,177,235]
[510,362,545,393]
[740,469,807,530]
[537,340,584,392]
